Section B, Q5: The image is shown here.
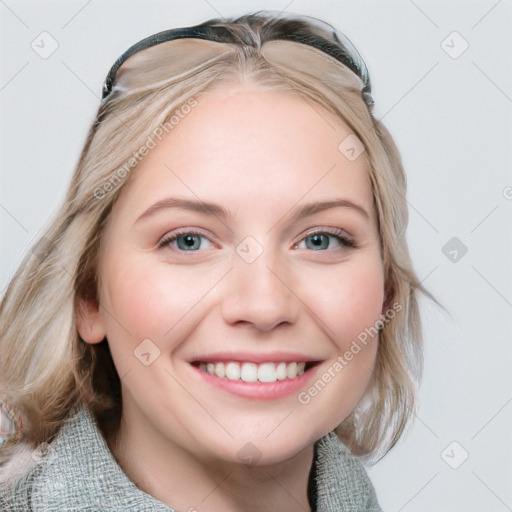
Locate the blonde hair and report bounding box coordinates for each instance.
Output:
[0,12,425,481]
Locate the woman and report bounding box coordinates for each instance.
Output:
[0,12,424,511]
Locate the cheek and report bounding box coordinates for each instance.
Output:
[295,259,384,427]
[98,257,205,382]
[99,256,222,346]
[302,257,385,349]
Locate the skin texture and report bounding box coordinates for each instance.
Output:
[77,84,385,512]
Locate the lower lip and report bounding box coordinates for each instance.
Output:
[192,364,319,400]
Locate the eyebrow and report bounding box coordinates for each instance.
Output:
[135,197,370,224]
[293,199,369,221]
[136,197,230,223]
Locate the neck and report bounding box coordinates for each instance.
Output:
[103,407,315,512]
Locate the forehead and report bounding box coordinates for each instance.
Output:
[115,85,373,220]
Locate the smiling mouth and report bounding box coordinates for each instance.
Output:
[192,361,316,383]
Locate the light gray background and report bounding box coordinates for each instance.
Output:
[1,1,511,510]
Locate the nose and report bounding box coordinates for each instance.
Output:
[220,250,300,332]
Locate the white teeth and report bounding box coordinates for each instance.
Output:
[241,363,258,382]
[214,362,225,378]
[276,362,287,380]
[225,362,241,380]
[258,362,276,382]
[286,362,298,379]
[199,361,308,382]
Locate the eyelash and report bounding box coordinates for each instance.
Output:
[157,228,214,250]
[294,227,357,250]
[157,227,357,252]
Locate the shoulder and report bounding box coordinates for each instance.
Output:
[315,432,382,512]
[1,407,174,512]
[1,441,44,512]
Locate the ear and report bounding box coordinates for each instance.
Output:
[76,294,106,344]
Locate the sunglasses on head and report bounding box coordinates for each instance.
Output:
[101,11,372,104]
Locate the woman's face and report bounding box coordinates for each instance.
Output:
[80,84,385,466]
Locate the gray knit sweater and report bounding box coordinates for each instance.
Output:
[1,406,382,511]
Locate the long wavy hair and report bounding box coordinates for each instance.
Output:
[0,11,426,483]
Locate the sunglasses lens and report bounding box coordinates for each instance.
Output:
[102,13,370,100]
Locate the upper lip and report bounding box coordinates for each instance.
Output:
[190,352,322,364]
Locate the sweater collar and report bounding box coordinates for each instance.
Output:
[29,406,380,511]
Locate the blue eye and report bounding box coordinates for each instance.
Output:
[296,230,355,251]
[159,232,213,251]
[305,234,332,250]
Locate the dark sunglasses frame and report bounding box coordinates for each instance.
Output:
[102,13,372,101]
